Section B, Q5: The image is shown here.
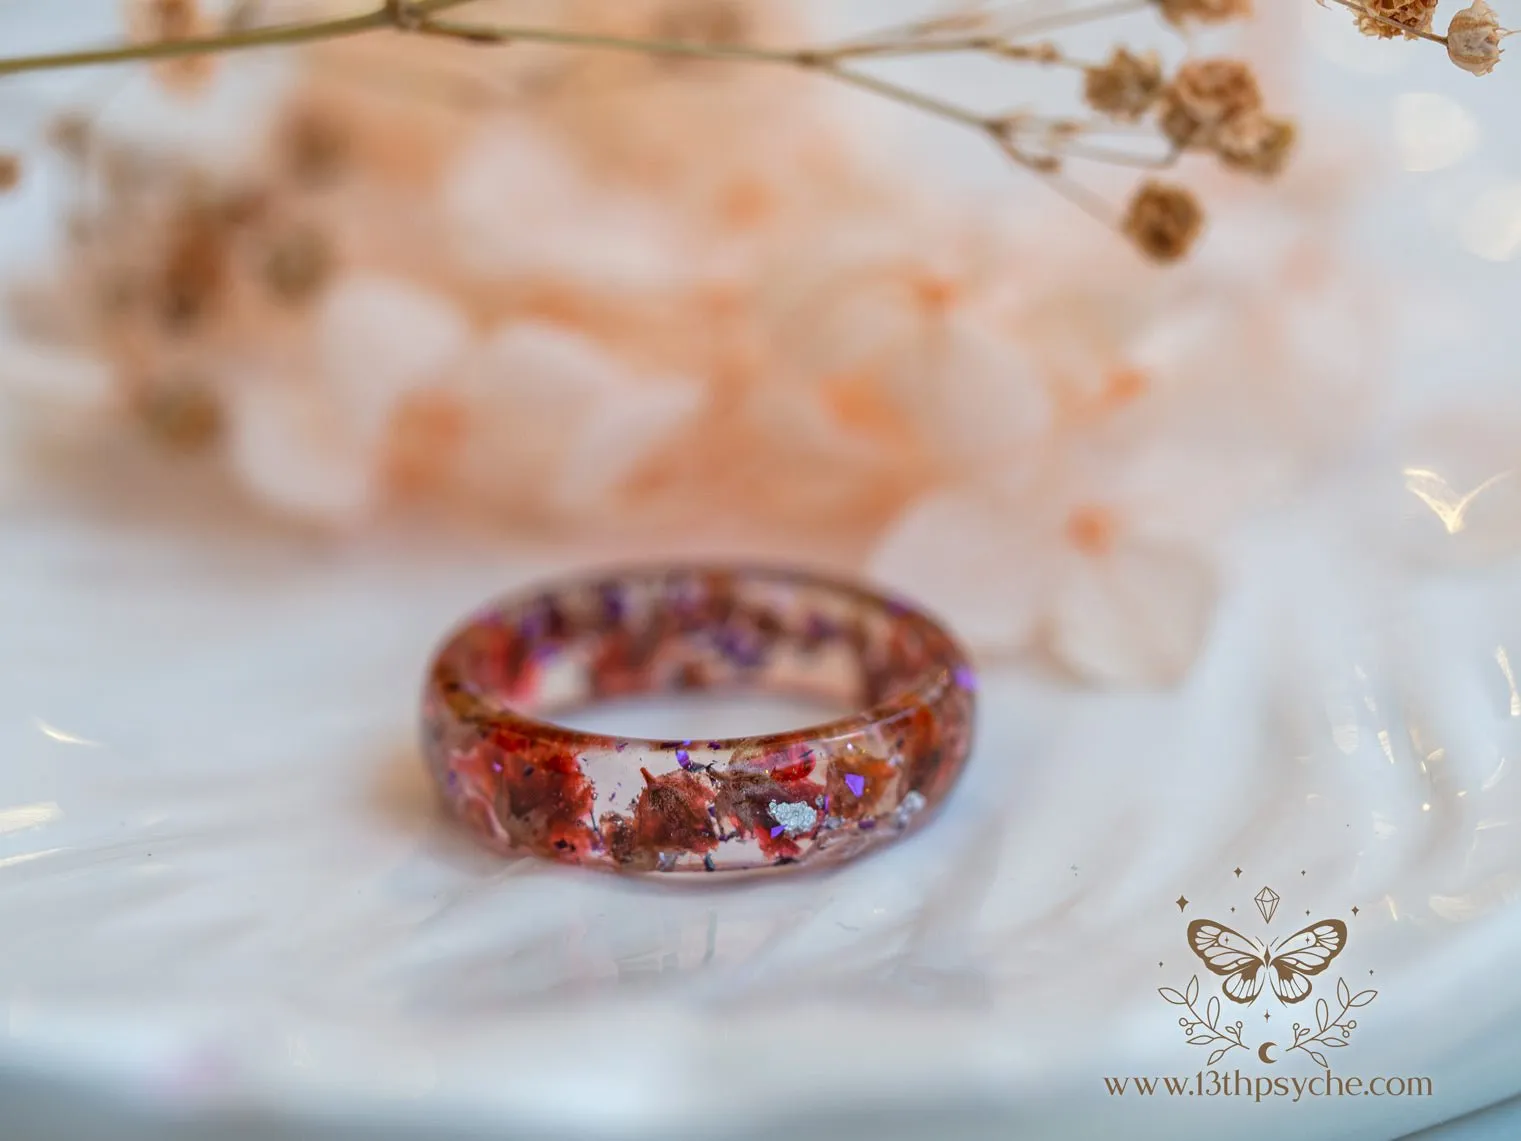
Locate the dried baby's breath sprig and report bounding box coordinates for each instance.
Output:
[1315,0,1516,73]
[1083,47,1165,121]
[6,0,1280,262]
[1122,180,1204,261]
[1158,58,1261,149]
[1214,112,1297,176]
[1148,56,1292,176]
[1346,0,1441,39]
[1448,1,1506,74]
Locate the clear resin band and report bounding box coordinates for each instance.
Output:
[421,565,976,874]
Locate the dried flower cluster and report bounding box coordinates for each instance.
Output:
[1349,0,1443,37]
[1320,0,1513,75]
[0,0,1299,265]
[1,1,1383,688]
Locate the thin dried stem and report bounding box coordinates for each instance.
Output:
[0,0,1258,253]
[0,1,469,77]
[1001,0,1151,38]
[1320,0,1451,45]
[1058,141,1180,168]
[991,133,1119,226]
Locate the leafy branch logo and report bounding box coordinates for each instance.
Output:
[1159,879,1377,1070]
[1287,976,1379,1068]
[1159,976,1248,1067]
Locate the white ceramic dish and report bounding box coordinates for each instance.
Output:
[3,5,1521,1140]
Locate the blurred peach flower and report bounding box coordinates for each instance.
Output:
[865,148,1378,685]
[125,0,217,94]
[752,218,1053,486]
[4,0,1386,688]
[870,458,1219,686]
[440,121,689,291]
[444,321,706,525]
[226,274,471,523]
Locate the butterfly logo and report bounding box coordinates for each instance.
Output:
[1187,918,1347,1005]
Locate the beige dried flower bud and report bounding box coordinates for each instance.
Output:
[1214,112,1296,176]
[1159,58,1263,149]
[281,105,352,186]
[1084,48,1164,122]
[1153,0,1253,26]
[263,226,335,304]
[160,205,229,329]
[47,114,93,161]
[1349,0,1439,40]
[126,0,215,94]
[137,375,223,451]
[653,0,750,46]
[1448,2,1505,75]
[1123,181,1203,263]
[0,153,20,193]
[994,41,1062,64]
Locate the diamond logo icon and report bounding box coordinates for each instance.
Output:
[1255,885,1280,925]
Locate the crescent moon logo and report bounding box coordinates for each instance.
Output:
[1257,1041,1278,1064]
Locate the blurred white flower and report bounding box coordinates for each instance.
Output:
[448,320,706,523]
[752,216,1054,485]
[6,5,1389,690]
[864,169,1379,686]
[226,274,471,523]
[441,120,688,290]
[870,442,1220,687]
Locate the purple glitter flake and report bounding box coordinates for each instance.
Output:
[676,749,692,769]
[844,773,866,798]
[954,666,978,692]
[600,583,625,622]
[859,818,877,831]
[490,760,504,773]
[770,825,786,838]
[708,741,723,750]
[714,627,766,669]
[804,614,834,641]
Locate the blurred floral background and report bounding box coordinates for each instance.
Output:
[2,0,1508,686]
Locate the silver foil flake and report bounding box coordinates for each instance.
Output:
[894,790,928,828]
[767,799,818,835]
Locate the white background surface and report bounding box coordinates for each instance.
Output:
[3,4,1521,1139]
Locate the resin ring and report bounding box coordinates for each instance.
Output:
[420,565,976,874]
